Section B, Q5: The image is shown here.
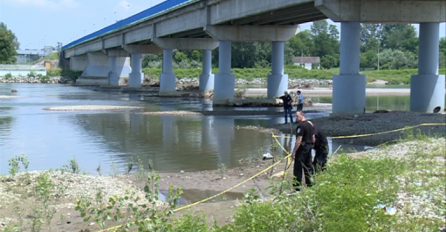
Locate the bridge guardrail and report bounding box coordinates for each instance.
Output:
[62,0,198,51]
[0,65,46,71]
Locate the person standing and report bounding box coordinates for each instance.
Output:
[291,111,314,191]
[296,90,304,111]
[275,91,293,124]
[312,123,328,172]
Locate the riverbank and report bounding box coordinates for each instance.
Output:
[1,136,444,231]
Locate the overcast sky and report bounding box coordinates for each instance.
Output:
[0,0,444,50]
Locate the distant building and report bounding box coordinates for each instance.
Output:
[293,57,320,70]
[15,46,56,64]
[15,49,45,63]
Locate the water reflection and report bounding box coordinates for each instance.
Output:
[0,84,375,176]
[0,116,14,146]
[310,95,446,112]
[45,111,273,175]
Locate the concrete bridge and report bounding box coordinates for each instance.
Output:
[62,0,446,114]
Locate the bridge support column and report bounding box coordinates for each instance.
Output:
[214,41,235,105]
[108,56,120,86]
[160,49,176,93]
[410,23,445,113]
[199,49,215,92]
[333,22,366,114]
[129,53,143,88]
[268,41,288,98]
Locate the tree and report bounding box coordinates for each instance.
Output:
[231,42,272,68]
[288,30,313,57]
[360,24,383,52]
[440,37,446,68]
[380,24,418,54]
[0,22,19,64]
[310,20,340,69]
[379,49,417,69]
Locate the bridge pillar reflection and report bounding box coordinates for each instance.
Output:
[268,41,289,98]
[410,22,445,113]
[213,117,234,166]
[129,53,143,88]
[199,49,215,92]
[214,41,236,105]
[333,22,366,114]
[160,49,177,93]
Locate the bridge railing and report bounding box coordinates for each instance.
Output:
[0,65,46,71]
[62,0,196,51]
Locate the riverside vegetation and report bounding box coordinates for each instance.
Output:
[1,129,444,232]
[140,66,446,86]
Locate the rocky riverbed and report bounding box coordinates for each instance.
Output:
[272,111,446,146]
[0,75,72,84]
[0,75,331,87]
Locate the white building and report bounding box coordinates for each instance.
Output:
[293,57,320,70]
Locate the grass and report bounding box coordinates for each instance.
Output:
[142,67,446,85]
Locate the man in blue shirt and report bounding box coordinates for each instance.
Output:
[296,90,304,111]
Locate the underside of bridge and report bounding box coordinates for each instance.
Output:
[64,0,445,114]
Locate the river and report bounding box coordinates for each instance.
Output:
[1,83,385,175]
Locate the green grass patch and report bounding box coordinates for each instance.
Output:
[142,67,445,84]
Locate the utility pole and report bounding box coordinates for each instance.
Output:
[377,43,380,71]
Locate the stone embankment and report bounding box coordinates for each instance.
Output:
[0,76,72,84]
[0,75,331,87]
[175,77,332,87]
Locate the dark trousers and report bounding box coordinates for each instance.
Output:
[297,103,303,111]
[313,145,328,173]
[293,143,314,191]
[284,108,293,123]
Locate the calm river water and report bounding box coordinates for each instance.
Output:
[1,84,382,175]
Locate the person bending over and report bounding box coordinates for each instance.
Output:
[275,91,293,124]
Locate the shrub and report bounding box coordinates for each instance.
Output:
[39,75,50,83]
[47,68,62,77]
[27,71,37,78]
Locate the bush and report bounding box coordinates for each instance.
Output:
[43,52,59,60]
[60,69,82,81]
[27,71,37,78]
[39,75,50,83]
[47,68,62,77]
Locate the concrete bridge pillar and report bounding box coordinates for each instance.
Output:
[268,41,288,98]
[199,49,215,92]
[108,56,120,86]
[333,22,366,114]
[411,23,445,113]
[160,49,177,93]
[129,53,143,88]
[214,41,235,105]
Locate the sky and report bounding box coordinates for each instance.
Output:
[0,0,445,50]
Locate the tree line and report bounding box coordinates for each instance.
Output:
[1,20,445,69]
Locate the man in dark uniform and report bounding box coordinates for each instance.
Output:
[291,111,314,191]
[312,123,328,173]
[275,91,293,124]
